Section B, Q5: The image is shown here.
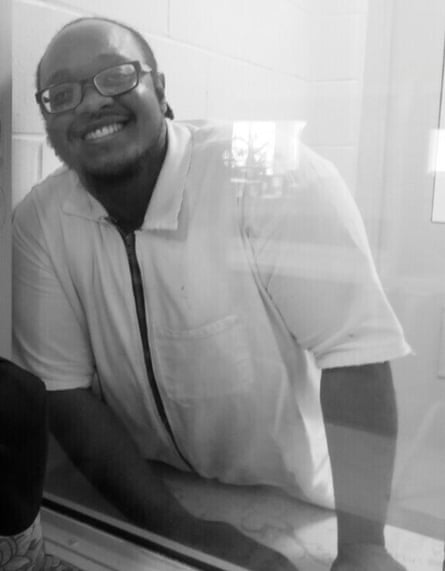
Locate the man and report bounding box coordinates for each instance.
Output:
[13,16,410,571]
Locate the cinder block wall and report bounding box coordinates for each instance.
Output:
[0,0,12,357]
[12,0,368,205]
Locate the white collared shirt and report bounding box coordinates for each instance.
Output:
[12,120,410,508]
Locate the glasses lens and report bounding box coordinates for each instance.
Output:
[95,63,138,96]
[43,83,80,113]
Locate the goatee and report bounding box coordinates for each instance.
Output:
[81,153,148,192]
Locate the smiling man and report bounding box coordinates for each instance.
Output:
[13,16,410,571]
[36,20,169,232]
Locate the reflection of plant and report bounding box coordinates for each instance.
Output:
[224,137,271,174]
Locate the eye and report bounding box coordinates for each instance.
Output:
[48,83,76,109]
[98,64,137,91]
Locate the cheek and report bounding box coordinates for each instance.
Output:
[132,87,164,119]
[45,120,74,163]
[46,118,70,146]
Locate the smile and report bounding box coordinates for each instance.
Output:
[84,122,125,141]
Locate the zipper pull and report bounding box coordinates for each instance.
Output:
[123,231,135,249]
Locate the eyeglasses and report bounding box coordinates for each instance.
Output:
[35,61,152,114]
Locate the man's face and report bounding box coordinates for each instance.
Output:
[39,21,166,180]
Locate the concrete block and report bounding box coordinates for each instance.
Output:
[169,0,249,61]
[304,80,362,146]
[243,0,309,76]
[12,136,42,207]
[148,36,210,120]
[207,57,308,121]
[309,14,368,81]
[312,0,368,14]
[41,141,63,180]
[12,1,81,135]
[64,0,169,35]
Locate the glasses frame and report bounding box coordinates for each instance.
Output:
[35,60,153,115]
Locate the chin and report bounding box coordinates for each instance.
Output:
[49,132,144,177]
[82,153,147,183]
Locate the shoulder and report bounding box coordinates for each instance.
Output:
[13,166,80,253]
[13,166,76,228]
[175,119,233,154]
[243,142,368,249]
[245,141,353,213]
[288,143,349,202]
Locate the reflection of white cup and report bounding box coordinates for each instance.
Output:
[230,121,306,175]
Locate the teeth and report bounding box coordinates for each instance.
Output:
[85,123,124,141]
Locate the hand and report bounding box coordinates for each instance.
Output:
[331,544,407,571]
[183,518,298,571]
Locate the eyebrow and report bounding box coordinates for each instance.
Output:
[42,55,129,88]
[43,69,73,87]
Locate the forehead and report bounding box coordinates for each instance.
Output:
[40,21,145,86]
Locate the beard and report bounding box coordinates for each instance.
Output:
[48,135,147,182]
[47,131,167,196]
[79,149,149,189]
[46,115,168,203]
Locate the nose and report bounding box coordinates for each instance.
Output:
[74,83,114,114]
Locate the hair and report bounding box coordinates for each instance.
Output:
[35,16,174,118]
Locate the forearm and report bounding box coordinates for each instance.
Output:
[48,389,298,570]
[320,362,398,549]
[48,389,192,537]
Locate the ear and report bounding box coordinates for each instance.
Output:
[154,71,167,104]
[154,72,174,118]
[158,72,166,91]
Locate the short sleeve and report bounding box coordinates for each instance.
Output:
[12,192,94,390]
[242,146,411,369]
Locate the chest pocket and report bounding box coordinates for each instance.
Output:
[152,314,253,404]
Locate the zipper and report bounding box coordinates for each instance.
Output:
[117,227,194,471]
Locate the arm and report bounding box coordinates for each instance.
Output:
[240,144,410,567]
[320,362,406,570]
[49,388,297,571]
[49,388,191,533]
[13,194,296,569]
[12,189,296,568]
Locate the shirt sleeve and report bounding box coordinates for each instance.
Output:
[242,146,411,369]
[12,191,94,390]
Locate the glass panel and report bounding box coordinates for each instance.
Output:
[432,40,445,222]
[7,1,445,570]
[0,0,11,357]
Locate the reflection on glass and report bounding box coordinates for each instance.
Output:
[432,129,445,222]
[0,185,6,230]
[7,1,445,570]
[226,121,305,198]
[432,36,445,223]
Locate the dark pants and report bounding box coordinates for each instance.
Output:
[0,358,48,535]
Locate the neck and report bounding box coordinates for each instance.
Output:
[86,160,162,232]
[82,129,168,232]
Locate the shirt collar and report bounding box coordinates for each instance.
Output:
[62,120,193,231]
[141,119,192,231]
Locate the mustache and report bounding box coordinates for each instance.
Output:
[69,110,132,138]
